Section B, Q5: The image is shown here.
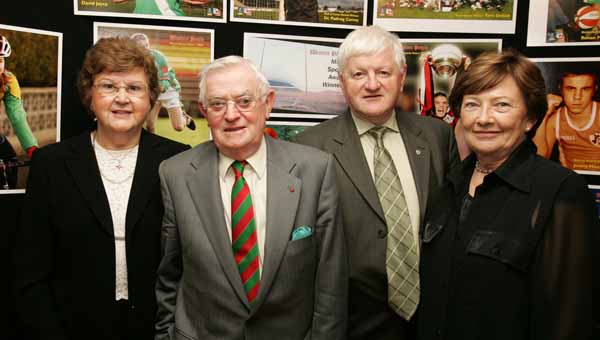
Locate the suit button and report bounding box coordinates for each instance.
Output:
[130,304,136,310]
[378,229,387,239]
[436,329,442,336]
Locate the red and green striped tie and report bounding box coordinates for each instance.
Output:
[231,160,260,304]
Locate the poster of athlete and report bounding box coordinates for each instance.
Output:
[0,24,62,193]
[531,58,600,175]
[94,22,214,147]
[231,0,366,29]
[244,33,345,119]
[75,0,225,23]
[527,0,600,46]
[373,0,517,33]
[400,39,501,120]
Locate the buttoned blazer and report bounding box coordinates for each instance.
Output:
[14,130,188,340]
[293,111,458,339]
[155,136,347,340]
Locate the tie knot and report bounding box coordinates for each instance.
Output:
[368,126,388,147]
[232,160,247,178]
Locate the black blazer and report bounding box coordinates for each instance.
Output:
[13,130,188,340]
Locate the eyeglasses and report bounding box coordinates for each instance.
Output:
[206,95,263,115]
[93,81,148,97]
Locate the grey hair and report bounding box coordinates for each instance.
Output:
[337,25,405,76]
[198,55,271,105]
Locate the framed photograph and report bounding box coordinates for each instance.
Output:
[265,120,319,141]
[530,57,600,175]
[373,0,517,34]
[399,39,501,124]
[589,185,600,219]
[527,0,600,46]
[75,0,225,23]
[94,22,214,147]
[231,0,366,29]
[244,33,345,119]
[0,24,62,194]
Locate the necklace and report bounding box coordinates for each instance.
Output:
[474,161,494,174]
[92,133,138,184]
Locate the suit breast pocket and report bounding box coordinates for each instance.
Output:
[466,230,536,273]
[281,235,316,281]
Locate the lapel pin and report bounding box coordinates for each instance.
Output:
[416,149,422,156]
[289,185,295,193]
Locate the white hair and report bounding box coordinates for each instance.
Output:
[337,25,406,76]
[198,55,270,105]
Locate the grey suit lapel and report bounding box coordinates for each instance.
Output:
[330,113,385,223]
[184,144,250,310]
[254,138,301,312]
[396,112,430,222]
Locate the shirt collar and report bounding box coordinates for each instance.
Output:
[218,136,267,180]
[448,139,536,194]
[350,109,399,136]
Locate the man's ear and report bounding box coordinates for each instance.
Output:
[264,89,276,120]
[398,64,407,93]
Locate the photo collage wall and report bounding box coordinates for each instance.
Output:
[1,0,599,217]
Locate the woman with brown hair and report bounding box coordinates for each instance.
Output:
[13,37,188,339]
[418,50,598,340]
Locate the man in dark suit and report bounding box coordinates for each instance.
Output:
[155,56,347,340]
[294,25,459,339]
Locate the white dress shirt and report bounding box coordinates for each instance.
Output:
[351,111,421,254]
[218,137,267,275]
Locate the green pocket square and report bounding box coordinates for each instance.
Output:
[291,226,312,241]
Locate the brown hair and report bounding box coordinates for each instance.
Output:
[77,37,159,117]
[449,50,547,138]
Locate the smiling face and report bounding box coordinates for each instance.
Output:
[561,74,596,115]
[340,48,406,125]
[91,67,151,139]
[460,76,536,166]
[203,63,274,160]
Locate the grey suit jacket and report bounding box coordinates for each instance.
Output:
[155,137,347,340]
[294,111,459,340]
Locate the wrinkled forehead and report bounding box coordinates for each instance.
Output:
[205,64,259,98]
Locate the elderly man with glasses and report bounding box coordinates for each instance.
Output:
[154,55,347,340]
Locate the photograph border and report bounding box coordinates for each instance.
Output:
[373,0,518,34]
[75,0,227,24]
[244,32,345,120]
[0,24,63,195]
[527,0,600,47]
[230,0,367,29]
[530,57,600,176]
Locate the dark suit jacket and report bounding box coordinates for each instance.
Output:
[13,130,188,340]
[294,111,459,340]
[155,137,347,340]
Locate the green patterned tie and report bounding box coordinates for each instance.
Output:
[369,126,419,320]
[231,160,261,304]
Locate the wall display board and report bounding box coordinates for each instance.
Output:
[94,22,214,146]
[589,185,600,219]
[527,0,600,46]
[373,0,517,34]
[399,39,501,123]
[0,24,62,194]
[244,33,345,119]
[75,0,225,23]
[231,0,366,28]
[265,120,318,140]
[531,57,600,175]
